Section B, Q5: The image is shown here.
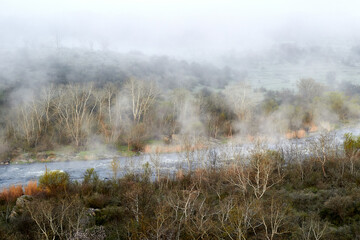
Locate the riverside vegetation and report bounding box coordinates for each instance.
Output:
[1,49,360,162]
[1,48,360,239]
[1,133,360,239]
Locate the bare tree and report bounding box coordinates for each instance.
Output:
[261,197,289,240]
[282,142,305,182]
[297,78,323,103]
[93,83,117,143]
[178,134,196,173]
[299,218,328,240]
[150,147,161,182]
[11,86,56,148]
[56,84,96,147]
[224,82,262,122]
[25,198,89,240]
[227,143,283,199]
[308,132,337,177]
[166,184,200,240]
[149,204,173,240]
[124,78,159,124]
[217,197,261,240]
[247,149,283,199]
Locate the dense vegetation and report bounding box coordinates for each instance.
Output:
[1,133,360,239]
[0,48,360,161]
[1,47,360,237]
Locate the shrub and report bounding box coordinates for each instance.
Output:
[0,185,23,202]
[24,181,41,196]
[320,195,360,226]
[96,206,124,224]
[83,168,99,185]
[343,133,360,158]
[39,168,69,193]
[85,193,109,209]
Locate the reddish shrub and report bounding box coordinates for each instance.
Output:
[0,185,23,202]
[24,181,41,196]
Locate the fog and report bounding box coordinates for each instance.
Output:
[2,0,360,57]
[0,0,359,162]
[3,3,360,238]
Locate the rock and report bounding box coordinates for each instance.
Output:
[87,208,100,217]
[0,160,10,165]
[9,195,33,222]
[16,195,33,208]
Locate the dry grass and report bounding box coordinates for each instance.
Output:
[286,129,307,139]
[24,181,41,196]
[0,185,23,202]
[0,181,43,202]
[144,143,207,153]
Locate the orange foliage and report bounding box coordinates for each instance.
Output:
[296,129,306,138]
[286,131,296,139]
[194,169,208,181]
[176,169,184,180]
[0,185,23,202]
[286,129,307,139]
[144,143,206,154]
[309,124,318,133]
[247,135,255,142]
[24,181,41,196]
[0,181,42,202]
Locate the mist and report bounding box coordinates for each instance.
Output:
[4,2,360,239]
[2,0,360,56]
[0,0,359,157]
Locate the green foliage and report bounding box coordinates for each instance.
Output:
[4,152,360,239]
[129,123,148,152]
[343,133,360,158]
[116,145,138,157]
[83,168,99,185]
[95,206,124,225]
[328,92,348,120]
[141,162,151,182]
[320,195,360,226]
[262,97,279,115]
[110,158,120,179]
[38,168,69,193]
[85,193,109,209]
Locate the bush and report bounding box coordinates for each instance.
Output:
[0,185,23,202]
[95,206,124,225]
[83,168,99,185]
[85,193,109,209]
[38,168,69,193]
[24,181,41,196]
[343,133,360,158]
[320,195,360,226]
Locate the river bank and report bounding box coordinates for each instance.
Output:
[1,122,360,167]
[1,124,360,189]
[2,136,222,165]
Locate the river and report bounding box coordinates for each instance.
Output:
[1,126,360,189]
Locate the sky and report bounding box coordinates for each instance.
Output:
[1,0,360,56]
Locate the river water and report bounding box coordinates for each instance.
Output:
[1,126,360,189]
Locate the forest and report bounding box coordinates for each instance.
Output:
[0,48,360,162]
[0,47,360,239]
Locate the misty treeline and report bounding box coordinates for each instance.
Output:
[1,48,360,159]
[2,133,360,239]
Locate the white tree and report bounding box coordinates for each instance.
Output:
[223,82,262,122]
[124,78,159,124]
[56,84,96,147]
